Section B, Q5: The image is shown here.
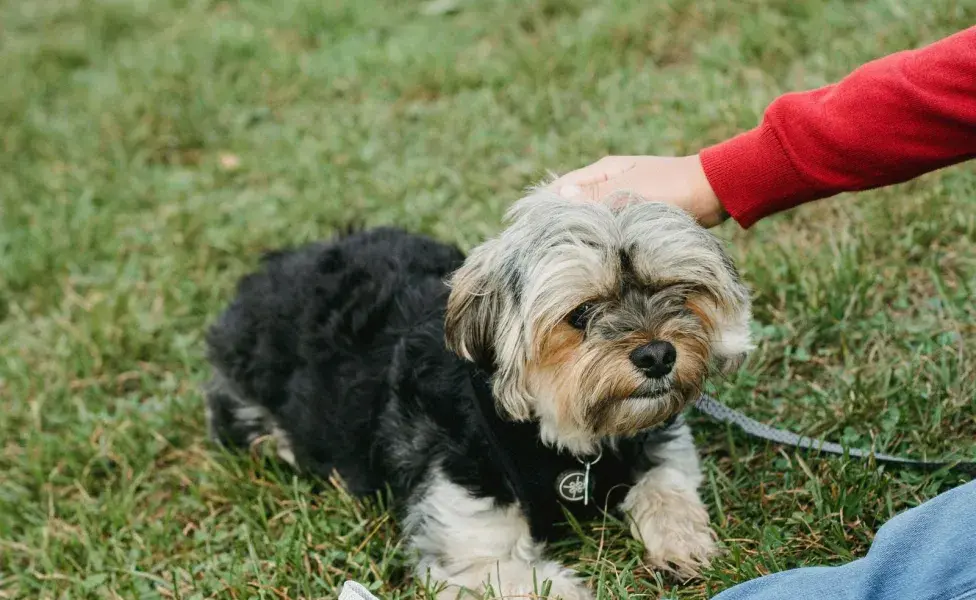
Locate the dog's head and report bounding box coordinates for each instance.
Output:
[446,190,752,453]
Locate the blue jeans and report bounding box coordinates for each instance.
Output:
[714,480,976,600]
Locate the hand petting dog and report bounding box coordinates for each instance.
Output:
[548,155,728,228]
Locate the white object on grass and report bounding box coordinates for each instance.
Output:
[339,581,380,600]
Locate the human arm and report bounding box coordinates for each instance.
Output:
[552,26,976,228]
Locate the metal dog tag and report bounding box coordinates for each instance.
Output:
[555,448,602,505]
[556,469,589,503]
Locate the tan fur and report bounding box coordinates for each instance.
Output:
[684,296,717,334]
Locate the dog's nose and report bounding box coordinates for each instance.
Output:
[630,341,676,379]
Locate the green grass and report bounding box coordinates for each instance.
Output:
[2,0,975,598]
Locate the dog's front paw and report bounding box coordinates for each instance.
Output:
[641,514,717,580]
[630,487,719,579]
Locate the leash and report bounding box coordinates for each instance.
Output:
[694,395,976,476]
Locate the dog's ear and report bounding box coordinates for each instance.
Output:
[712,305,754,374]
[445,241,502,369]
[688,291,754,375]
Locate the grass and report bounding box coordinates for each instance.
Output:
[1,0,975,598]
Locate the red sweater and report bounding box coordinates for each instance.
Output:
[699,26,976,228]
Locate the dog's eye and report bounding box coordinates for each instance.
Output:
[567,303,595,330]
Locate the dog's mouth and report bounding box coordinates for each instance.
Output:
[626,380,672,401]
[585,381,683,435]
[623,391,667,402]
[595,394,679,436]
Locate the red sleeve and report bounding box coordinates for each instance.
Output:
[699,26,976,228]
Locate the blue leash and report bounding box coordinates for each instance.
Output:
[694,395,976,476]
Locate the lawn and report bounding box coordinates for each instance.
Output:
[1,0,975,598]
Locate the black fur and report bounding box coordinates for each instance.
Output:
[205,227,676,541]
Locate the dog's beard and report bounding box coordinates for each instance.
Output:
[520,320,710,449]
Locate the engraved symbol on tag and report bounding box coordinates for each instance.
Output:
[556,470,588,503]
[554,448,602,505]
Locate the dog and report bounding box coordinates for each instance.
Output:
[203,190,753,599]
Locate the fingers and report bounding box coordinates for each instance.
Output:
[551,176,593,200]
[557,180,606,202]
[557,183,584,199]
[551,175,618,202]
[541,155,725,226]
[548,157,638,198]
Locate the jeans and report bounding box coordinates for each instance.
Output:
[713,480,976,600]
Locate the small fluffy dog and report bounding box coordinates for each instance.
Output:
[204,191,752,599]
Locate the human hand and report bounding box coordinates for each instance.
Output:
[548,155,728,227]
